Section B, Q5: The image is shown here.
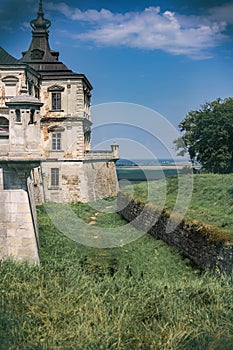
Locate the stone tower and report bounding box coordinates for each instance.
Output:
[0,0,119,206]
[20,0,119,203]
[0,88,43,264]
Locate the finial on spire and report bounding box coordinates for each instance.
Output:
[30,0,51,32]
[38,0,43,15]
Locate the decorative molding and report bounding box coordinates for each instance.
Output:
[2,76,19,83]
[30,49,45,60]
[48,125,65,132]
[47,85,65,92]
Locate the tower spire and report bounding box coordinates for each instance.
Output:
[21,0,70,72]
[38,0,43,15]
[30,0,51,32]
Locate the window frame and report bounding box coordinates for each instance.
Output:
[51,168,59,187]
[47,85,65,112]
[52,132,62,151]
[52,92,61,111]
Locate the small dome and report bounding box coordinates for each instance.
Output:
[30,0,51,32]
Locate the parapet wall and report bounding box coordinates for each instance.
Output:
[117,193,233,275]
[84,160,119,202]
[39,159,119,204]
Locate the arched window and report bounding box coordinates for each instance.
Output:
[0,116,9,139]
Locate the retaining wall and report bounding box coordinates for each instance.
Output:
[117,192,233,275]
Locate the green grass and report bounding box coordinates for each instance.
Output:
[130,173,233,238]
[0,200,233,349]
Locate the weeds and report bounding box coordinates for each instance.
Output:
[0,189,233,349]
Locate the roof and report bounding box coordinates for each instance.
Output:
[20,0,71,73]
[0,47,19,65]
[20,1,93,90]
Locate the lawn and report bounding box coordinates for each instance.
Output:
[0,198,232,349]
[130,173,233,238]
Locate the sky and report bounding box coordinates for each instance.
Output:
[0,0,233,159]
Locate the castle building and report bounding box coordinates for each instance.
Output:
[0,0,119,204]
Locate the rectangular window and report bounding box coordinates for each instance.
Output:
[52,132,61,150]
[52,92,61,110]
[51,168,59,187]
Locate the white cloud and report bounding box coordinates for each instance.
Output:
[46,2,230,59]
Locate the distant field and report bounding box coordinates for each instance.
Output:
[130,173,233,238]
[117,167,179,183]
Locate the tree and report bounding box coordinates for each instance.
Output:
[174,97,233,174]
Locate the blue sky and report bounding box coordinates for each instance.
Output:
[1,0,233,158]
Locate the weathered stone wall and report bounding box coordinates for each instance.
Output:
[0,67,39,108]
[0,69,23,107]
[84,160,119,202]
[40,80,90,120]
[40,159,119,203]
[0,139,9,157]
[117,193,233,275]
[41,119,87,160]
[0,170,40,264]
[31,167,45,205]
[40,161,86,203]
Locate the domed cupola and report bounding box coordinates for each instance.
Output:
[30,0,51,32]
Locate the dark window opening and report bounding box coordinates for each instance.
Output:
[29,109,35,124]
[52,132,61,150]
[52,92,61,110]
[35,87,39,99]
[51,168,59,187]
[0,117,9,139]
[28,82,33,96]
[15,109,21,122]
[30,49,45,60]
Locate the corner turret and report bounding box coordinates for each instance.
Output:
[6,87,43,160]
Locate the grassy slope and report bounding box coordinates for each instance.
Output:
[0,200,233,350]
[131,174,233,238]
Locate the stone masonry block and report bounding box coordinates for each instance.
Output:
[10,190,28,203]
[0,191,11,202]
